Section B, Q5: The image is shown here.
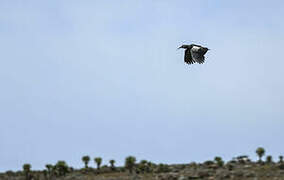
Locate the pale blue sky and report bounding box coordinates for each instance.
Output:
[1,0,284,171]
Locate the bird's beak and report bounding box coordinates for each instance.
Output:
[177,46,182,50]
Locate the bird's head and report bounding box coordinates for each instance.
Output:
[177,45,190,50]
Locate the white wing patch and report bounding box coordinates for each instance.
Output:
[191,46,201,52]
[190,46,205,64]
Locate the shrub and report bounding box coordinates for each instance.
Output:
[22,164,31,180]
[204,160,214,166]
[54,161,69,176]
[23,164,31,172]
[156,163,170,173]
[137,160,148,173]
[279,155,283,163]
[45,164,53,174]
[235,155,250,164]
[5,170,14,176]
[125,156,136,174]
[147,161,156,172]
[214,157,224,167]
[266,155,273,163]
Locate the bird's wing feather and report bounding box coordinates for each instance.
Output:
[191,52,205,64]
[184,49,195,64]
[190,48,205,64]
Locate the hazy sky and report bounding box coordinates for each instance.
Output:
[1,0,284,171]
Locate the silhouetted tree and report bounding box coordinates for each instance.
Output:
[45,164,53,173]
[23,164,31,180]
[23,164,31,172]
[55,161,68,176]
[94,157,102,169]
[256,147,265,162]
[147,161,156,173]
[279,156,283,163]
[125,156,136,174]
[82,156,90,168]
[266,155,273,163]
[109,159,115,170]
[45,164,53,180]
[138,160,150,173]
[214,156,224,167]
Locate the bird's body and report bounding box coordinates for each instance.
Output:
[178,44,209,65]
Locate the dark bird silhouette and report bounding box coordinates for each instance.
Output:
[178,44,209,65]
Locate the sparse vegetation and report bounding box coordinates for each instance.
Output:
[157,163,170,173]
[1,148,284,180]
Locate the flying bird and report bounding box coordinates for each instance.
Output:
[178,44,209,65]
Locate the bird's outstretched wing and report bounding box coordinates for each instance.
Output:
[190,47,205,64]
[184,49,194,64]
